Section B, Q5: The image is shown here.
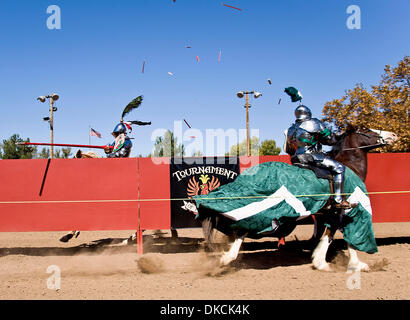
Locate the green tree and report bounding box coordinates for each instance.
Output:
[322,56,409,152]
[259,139,281,155]
[226,137,261,156]
[192,150,203,157]
[152,130,185,157]
[38,148,50,159]
[226,137,281,156]
[37,147,72,159]
[0,134,37,159]
[54,147,72,158]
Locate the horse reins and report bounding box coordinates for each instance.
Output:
[340,131,386,151]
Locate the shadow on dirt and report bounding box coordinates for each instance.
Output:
[0,234,408,261]
[0,234,203,257]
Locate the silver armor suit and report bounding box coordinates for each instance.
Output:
[106,137,132,158]
[286,106,345,204]
[294,118,337,155]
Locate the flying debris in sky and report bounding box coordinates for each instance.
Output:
[196,56,199,62]
[186,45,191,48]
[284,87,303,102]
[142,60,145,73]
[183,119,192,128]
[267,79,272,85]
[168,72,174,76]
[278,98,281,105]
[222,3,242,11]
[218,50,221,62]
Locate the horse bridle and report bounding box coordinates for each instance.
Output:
[341,130,387,151]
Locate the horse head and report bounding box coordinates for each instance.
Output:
[368,128,398,146]
[344,126,397,151]
[74,149,100,158]
[332,126,398,181]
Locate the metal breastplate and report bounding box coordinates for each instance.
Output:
[294,119,324,155]
[108,137,132,158]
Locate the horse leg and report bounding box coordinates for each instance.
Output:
[220,233,246,266]
[202,216,216,252]
[347,244,370,272]
[171,227,178,239]
[121,232,137,245]
[59,231,80,243]
[308,214,327,250]
[312,228,333,271]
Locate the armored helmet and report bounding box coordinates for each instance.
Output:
[294,105,312,121]
[112,122,127,135]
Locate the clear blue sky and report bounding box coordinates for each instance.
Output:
[0,0,409,157]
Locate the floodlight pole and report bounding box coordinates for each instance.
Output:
[49,98,55,159]
[245,93,250,157]
[237,90,261,157]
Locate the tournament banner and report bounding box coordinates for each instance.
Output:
[170,157,240,228]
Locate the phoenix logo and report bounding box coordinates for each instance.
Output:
[187,174,220,198]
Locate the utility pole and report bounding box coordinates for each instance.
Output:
[37,93,59,159]
[49,98,55,158]
[237,90,262,156]
[245,93,250,156]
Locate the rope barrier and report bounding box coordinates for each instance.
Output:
[0,190,409,204]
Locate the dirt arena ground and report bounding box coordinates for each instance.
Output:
[0,222,409,300]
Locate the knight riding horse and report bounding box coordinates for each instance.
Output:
[195,126,397,270]
[194,87,398,271]
[285,105,356,210]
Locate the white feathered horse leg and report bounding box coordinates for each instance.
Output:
[312,228,333,271]
[313,228,370,272]
[347,244,370,272]
[220,234,246,266]
[121,232,137,245]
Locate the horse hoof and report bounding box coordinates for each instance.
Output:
[314,262,332,272]
[121,235,137,246]
[171,229,178,239]
[59,234,73,243]
[348,262,370,272]
[219,254,232,266]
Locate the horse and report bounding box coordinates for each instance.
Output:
[197,126,398,271]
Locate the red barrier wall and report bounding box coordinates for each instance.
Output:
[0,158,170,232]
[138,157,170,230]
[366,153,410,222]
[0,153,408,234]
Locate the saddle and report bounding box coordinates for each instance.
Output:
[293,163,334,181]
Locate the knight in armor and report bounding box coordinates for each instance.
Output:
[104,122,133,158]
[285,105,354,209]
[103,95,151,158]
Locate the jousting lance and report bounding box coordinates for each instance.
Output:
[15,142,113,150]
